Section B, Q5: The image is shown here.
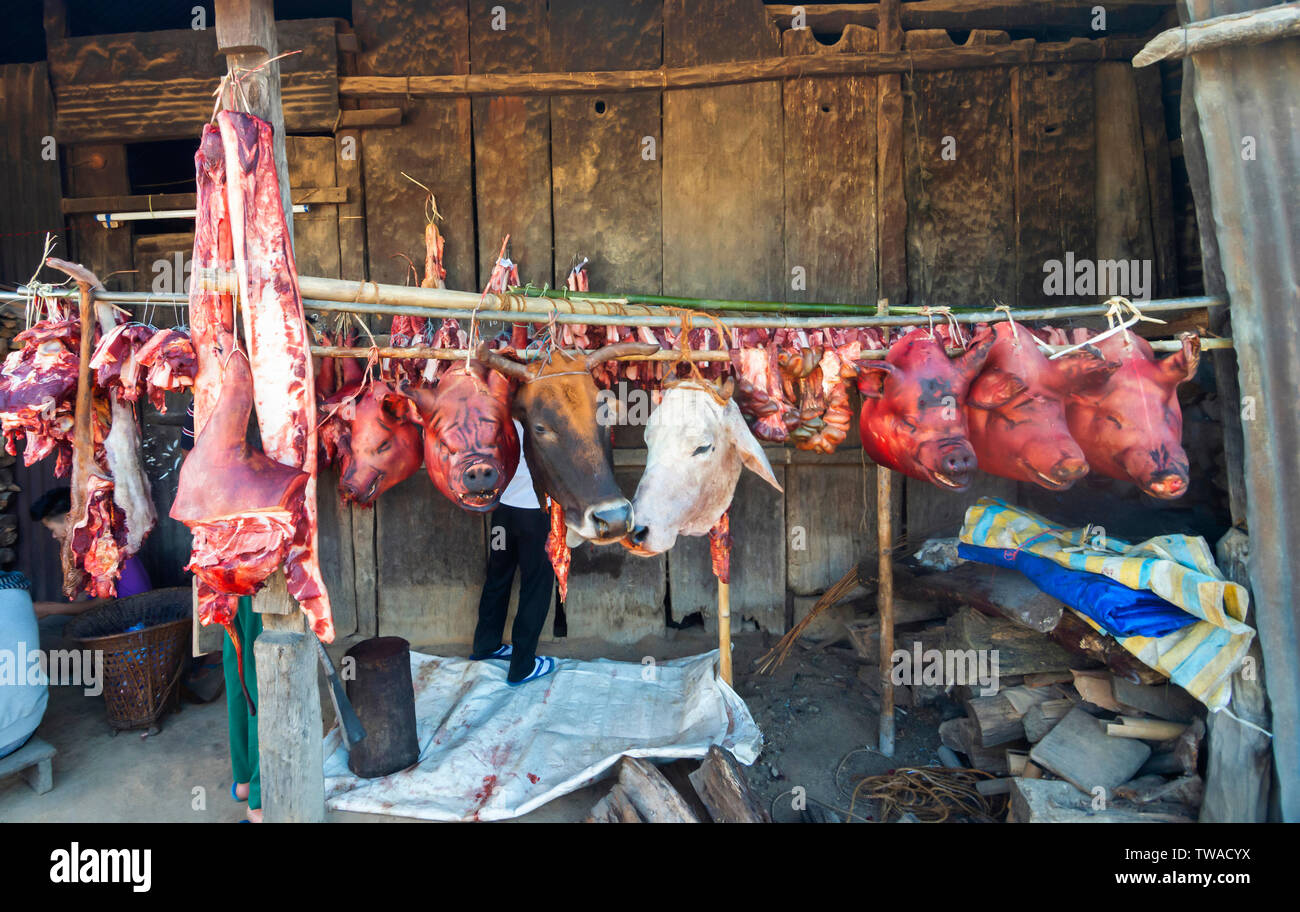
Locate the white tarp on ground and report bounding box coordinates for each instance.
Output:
[322,649,763,821]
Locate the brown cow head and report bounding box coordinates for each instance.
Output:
[476,340,658,544]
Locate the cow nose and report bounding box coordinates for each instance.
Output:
[462,462,499,493]
[629,525,649,545]
[589,502,634,540]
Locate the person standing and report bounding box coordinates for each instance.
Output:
[225,595,261,822]
[470,419,557,685]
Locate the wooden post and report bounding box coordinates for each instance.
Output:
[875,297,896,757]
[718,579,732,685]
[215,0,323,823]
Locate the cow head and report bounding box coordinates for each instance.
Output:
[626,376,782,555]
[327,380,424,506]
[856,327,994,490]
[476,340,659,544]
[1058,331,1199,499]
[411,363,519,512]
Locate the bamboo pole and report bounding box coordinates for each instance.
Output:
[337,37,1144,99]
[718,579,732,686]
[312,345,730,361]
[875,298,896,758]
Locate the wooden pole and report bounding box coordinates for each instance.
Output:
[215,0,323,824]
[718,579,732,686]
[875,297,896,758]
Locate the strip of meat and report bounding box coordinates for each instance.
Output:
[545,498,571,603]
[708,511,732,584]
[218,110,333,642]
[103,396,157,557]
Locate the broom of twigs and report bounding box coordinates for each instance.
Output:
[755,563,862,674]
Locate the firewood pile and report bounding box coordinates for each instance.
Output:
[586,746,770,823]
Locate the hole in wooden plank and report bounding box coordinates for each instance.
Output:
[1044,125,1060,135]
[594,100,607,115]
[820,104,831,114]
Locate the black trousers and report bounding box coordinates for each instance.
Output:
[473,504,556,682]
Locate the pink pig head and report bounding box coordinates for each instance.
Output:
[965,321,1113,491]
[333,381,425,506]
[1057,331,1199,499]
[856,327,995,491]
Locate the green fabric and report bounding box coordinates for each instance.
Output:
[223,596,261,810]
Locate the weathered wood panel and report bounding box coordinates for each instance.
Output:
[662,0,784,300]
[549,0,662,292]
[903,30,1016,307]
[564,469,666,644]
[375,472,487,645]
[354,0,476,289]
[0,63,65,289]
[47,20,339,142]
[1094,62,1156,286]
[669,467,786,634]
[1134,64,1179,299]
[786,462,884,597]
[782,25,878,307]
[1015,62,1097,307]
[471,0,553,285]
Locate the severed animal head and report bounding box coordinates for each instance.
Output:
[625,376,782,555]
[1057,331,1199,499]
[411,362,519,512]
[325,380,424,506]
[476,340,658,544]
[857,327,995,491]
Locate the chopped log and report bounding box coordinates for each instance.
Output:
[660,759,715,823]
[1025,671,1074,687]
[687,746,771,823]
[617,758,699,823]
[966,694,1027,748]
[587,783,644,823]
[1111,677,1201,724]
[1030,707,1151,794]
[1107,717,1190,741]
[1010,777,1196,823]
[943,606,1077,677]
[939,718,1021,774]
[1006,749,1029,776]
[1116,774,1204,808]
[1022,698,1075,743]
[1071,669,1122,711]
[976,778,1013,797]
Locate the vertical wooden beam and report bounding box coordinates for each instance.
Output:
[214,0,323,823]
[875,298,895,758]
[875,0,907,307]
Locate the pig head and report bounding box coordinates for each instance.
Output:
[965,321,1109,490]
[626,377,782,555]
[1057,331,1199,499]
[476,340,659,544]
[326,380,424,506]
[856,327,994,490]
[410,363,519,512]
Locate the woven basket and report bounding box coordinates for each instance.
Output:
[64,587,193,731]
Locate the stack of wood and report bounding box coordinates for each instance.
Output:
[587,747,770,823]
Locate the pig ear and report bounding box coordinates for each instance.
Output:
[487,368,512,399]
[726,402,783,492]
[380,390,419,424]
[955,326,996,380]
[855,361,899,399]
[967,369,1027,410]
[1159,333,1201,385]
[1052,347,1120,392]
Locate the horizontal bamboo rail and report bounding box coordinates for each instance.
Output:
[337,37,1144,99]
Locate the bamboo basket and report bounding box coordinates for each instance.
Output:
[63,587,192,732]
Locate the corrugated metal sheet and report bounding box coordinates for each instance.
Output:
[1184,0,1300,821]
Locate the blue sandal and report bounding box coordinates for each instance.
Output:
[507,656,556,687]
[470,644,513,661]
[231,782,246,803]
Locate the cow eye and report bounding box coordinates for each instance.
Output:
[533,423,546,435]
[692,443,712,456]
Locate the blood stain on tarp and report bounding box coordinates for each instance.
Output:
[527,773,540,784]
[474,775,498,803]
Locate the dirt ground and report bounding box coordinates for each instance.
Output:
[0,616,948,823]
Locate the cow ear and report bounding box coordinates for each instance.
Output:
[968,369,1027,410]
[1052,347,1120,392]
[726,402,783,492]
[855,361,898,399]
[1159,333,1201,385]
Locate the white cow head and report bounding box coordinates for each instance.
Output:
[626,377,782,555]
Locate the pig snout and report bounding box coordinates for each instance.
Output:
[1019,439,1089,489]
[918,440,977,489]
[461,461,500,494]
[587,500,634,542]
[1144,470,1188,500]
[342,470,381,505]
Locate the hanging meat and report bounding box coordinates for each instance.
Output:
[413,360,519,512]
[857,326,995,490]
[1056,329,1200,499]
[730,329,799,442]
[218,110,333,642]
[0,311,83,475]
[319,378,424,506]
[133,327,197,410]
[965,320,1103,490]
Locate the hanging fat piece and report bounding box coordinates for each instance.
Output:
[965,320,1110,491]
[218,110,333,642]
[856,327,995,491]
[1056,330,1199,499]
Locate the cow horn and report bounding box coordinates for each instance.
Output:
[585,341,661,369]
[475,340,532,383]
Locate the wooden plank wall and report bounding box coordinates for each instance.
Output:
[19,1,1177,644]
